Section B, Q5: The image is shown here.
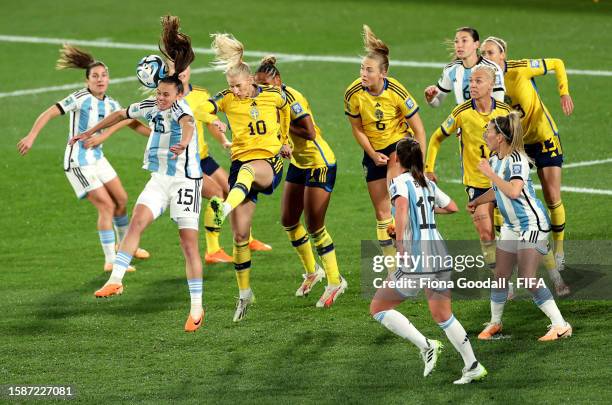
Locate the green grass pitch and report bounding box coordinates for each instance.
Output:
[1,0,611,402]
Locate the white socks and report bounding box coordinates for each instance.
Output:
[438,314,477,368]
[373,309,429,350]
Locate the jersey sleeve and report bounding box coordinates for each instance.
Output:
[289,97,309,122]
[389,178,408,201]
[56,92,80,115]
[344,83,361,118]
[171,100,193,122]
[193,102,218,125]
[436,66,452,93]
[277,91,290,144]
[209,90,229,114]
[492,61,506,101]
[440,111,459,136]
[126,98,155,119]
[543,58,570,96]
[432,183,452,208]
[510,154,530,182]
[395,84,420,119]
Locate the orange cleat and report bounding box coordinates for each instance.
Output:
[103,263,136,273]
[538,323,572,341]
[115,245,150,260]
[478,322,502,340]
[205,249,233,264]
[184,309,205,332]
[249,239,272,251]
[94,283,123,298]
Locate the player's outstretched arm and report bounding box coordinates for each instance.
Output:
[348,116,387,166]
[206,121,232,150]
[467,188,496,213]
[70,109,128,145]
[17,104,62,155]
[424,127,447,182]
[406,112,427,158]
[84,119,150,149]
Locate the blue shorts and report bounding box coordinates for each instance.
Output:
[228,155,283,203]
[362,141,399,182]
[465,186,491,202]
[285,163,337,192]
[200,156,220,176]
[524,136,563,168]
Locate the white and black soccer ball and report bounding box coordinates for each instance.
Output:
[136,54,168,89]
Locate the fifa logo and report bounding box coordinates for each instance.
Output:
[375,109,384,120]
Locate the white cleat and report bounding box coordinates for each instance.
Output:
[295,264,326,297]
[316,277,348,308]
[453,362,488,384]
[555,253,565,272]
[233,292,255,322]
[421,339,443,377]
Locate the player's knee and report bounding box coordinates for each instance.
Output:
[114,192,128,211]
[233,229,250,243]
[305,216,324,234]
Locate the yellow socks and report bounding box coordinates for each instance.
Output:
[284,223,316,274]
[548,200,565,255]
[311,226,341,285]
[233,240,251,293]
[204,201,221,254]
[376,218,396,274]
[226,164,255,211]
[480,240,497,268]
[493,207,503,234]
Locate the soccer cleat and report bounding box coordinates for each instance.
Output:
[184,309,205,332]
[94,283,123,298]
[249,239,272,251]
[453,362,488,384]
[316,277,348,308]
[209,197,226,227]
[134,248,150,260]
[538,323,572,341]
[103,263,136,273]
[478,322,503,340]
[554,281,571,297]
[233,292,255,322]
[420,339,443,377]
[205,248,233,264]
[295,264,326,297]
[114,245,150,260]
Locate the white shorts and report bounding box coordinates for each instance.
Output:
[136,173,202,229]
[498,226,550,255]
[65,157,117,199]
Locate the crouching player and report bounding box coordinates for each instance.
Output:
[370,138,487,384]
[470,112,571,341]
[71,36,205,332]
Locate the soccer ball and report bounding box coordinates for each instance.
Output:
[136,54,168,88]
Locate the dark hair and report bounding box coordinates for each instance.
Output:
[256,55,280,79]
[158,75,184,94]
[396,138,426,188]
[56,44,107,79]
[159,15,195,79]
[456,26,480,42]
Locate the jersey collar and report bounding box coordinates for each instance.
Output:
[365,78,388,97]
[471,97,496,111]
[87,87,107,101]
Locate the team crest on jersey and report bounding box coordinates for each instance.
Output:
[405,98,415,110]
[375,109,384,120]
[250,106,260,120]
[512,164,522,175]
[530,60,540,68]
[291,103,304,115]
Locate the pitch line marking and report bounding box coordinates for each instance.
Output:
[444,179,612,196]
[1,34,611,77]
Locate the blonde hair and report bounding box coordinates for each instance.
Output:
[482,36,507,54]
[56,44,107,78]
[210,33,250,76]
[472,64,496,84]
[362,25,389,72]
[492,112,526,155]
[159,15,195,76]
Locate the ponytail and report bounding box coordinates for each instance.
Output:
[56,44,106,78]
[362,25,389,72]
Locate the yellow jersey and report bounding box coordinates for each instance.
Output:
[426,98,513,188]
[197,85,290,162]
[504,58,569,147]
[283,85,336,169]
[184,85,218,159]
[344,77,419,150]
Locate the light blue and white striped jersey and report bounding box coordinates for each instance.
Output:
[57,88,121,170]
[437,57,505,105]
[490,151,550,232]
[127,98,202,179]
[390,172,452,273]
